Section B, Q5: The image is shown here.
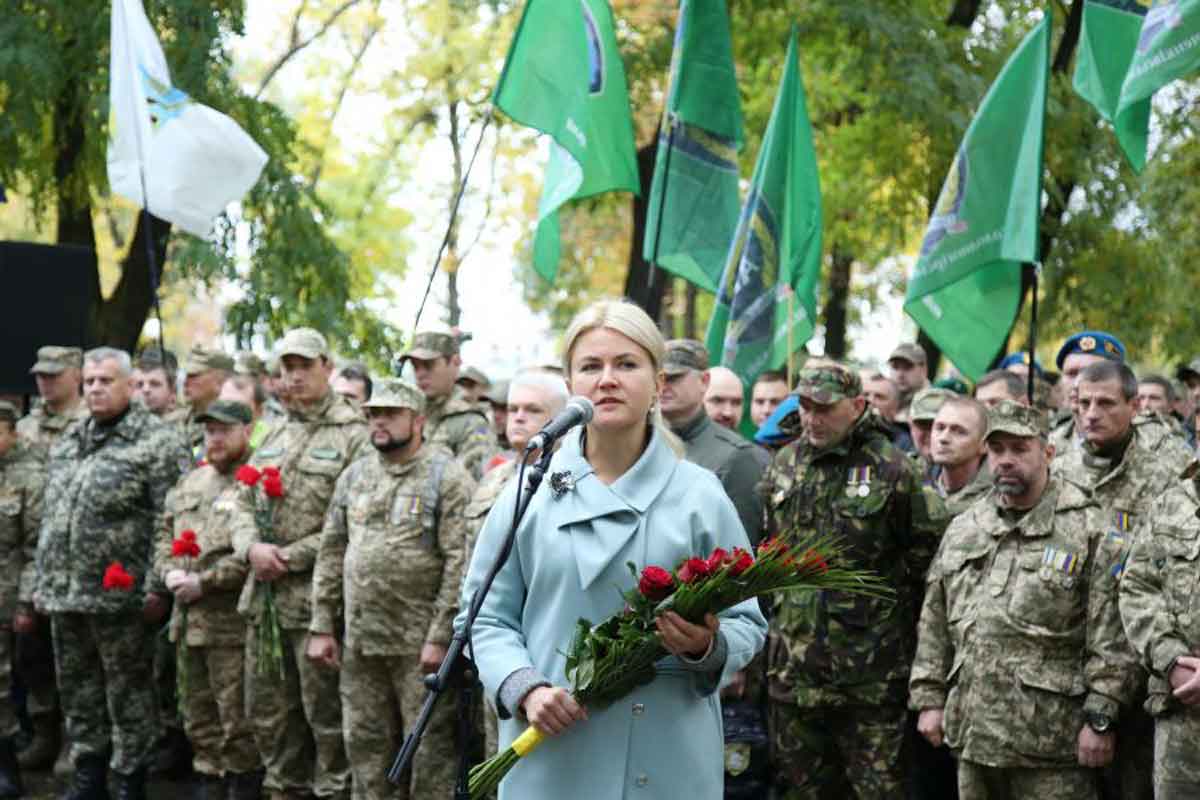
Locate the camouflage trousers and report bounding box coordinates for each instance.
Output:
[15,614,57,716]
[341,647,458,800]
[51,612,161,774]
[245,625,349,798]
[155,619,180,729]
[179,644,259,777]
[0,630,15,739]
[769,703,907,799]
[1153,707,1200,799]
[957,759,1098,799]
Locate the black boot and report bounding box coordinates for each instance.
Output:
[17,712,60,771]
[190,773,223,800]
[59,754,109,800]
[111,766,146,800]
[0,738,23,798]
[150,726,193,781]
[224,769,264,800]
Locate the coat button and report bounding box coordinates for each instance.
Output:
[632,703,645,716]
[635,775,648,787]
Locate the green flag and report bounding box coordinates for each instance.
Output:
[493,0,639,283]
[904,14,1050,382]
[1074,1,1151,171]
[642,0,744,293]
[1116,0,1200,148]
[705,28,821,389]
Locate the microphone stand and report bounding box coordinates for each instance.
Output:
[388,442,557,797]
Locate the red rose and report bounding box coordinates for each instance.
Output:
[729,547,754,577]
[638,566,675,601]
[262,473,285,499]
[102,562,135,591]
[236,465,262,487]
[797,548,829,575]
[677,557,713,584]
[706,548,730,572]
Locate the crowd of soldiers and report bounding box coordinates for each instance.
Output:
[4,319,1200,800]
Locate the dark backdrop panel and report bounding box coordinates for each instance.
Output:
[0,242,98,396]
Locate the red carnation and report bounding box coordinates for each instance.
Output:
[236,465,262,487]
[262,473,285,499]
[181,530,197,543]
[677,557,714,584]
[172,530,201,559]
[262,466,281,479]
[638,566,675,601]
[729,548,754,577]
[102,562,135,591]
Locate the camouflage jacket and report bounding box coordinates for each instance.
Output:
[909,477,1136,767]
[463,458,518,570]
[934,463,993,518]
[35,406,188,613]
[0,442,44,616]
[1051,413,1192,466]
[310,445,475,653]
[425,390,495,481]
[164,404,205,465]
[155,461,250,647]
[16,400,88,461]
[230,391,368,629]
[1120,476,1200,717]
[758,411,949,707]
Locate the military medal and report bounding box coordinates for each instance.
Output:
[1041,544,1081,587]
[846,466,872,498]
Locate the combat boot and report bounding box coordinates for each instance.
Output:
[0,737,24,798]
[59,754,110,800]
[111,766,146,800]
[150,726,193,780]
[224,768,264,800]
[16,712,59,770]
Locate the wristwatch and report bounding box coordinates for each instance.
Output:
[1085,711,1114,734]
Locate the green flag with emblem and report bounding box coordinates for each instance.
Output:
[1073,1,1152,171]
[704,28,822,390]
[903,13,1050,382]
[642,0,744,293]
[492,0,640,284]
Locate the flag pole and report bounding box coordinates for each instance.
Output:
[1026,262,1038,405]
[646,115,677,293]
[412,106,496,335]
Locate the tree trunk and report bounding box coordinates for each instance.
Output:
[624,140,666,321]
[444,97,464,328]
[822,246,852,359]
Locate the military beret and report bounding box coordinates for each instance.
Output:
[998,352,1044,376]
[986,399,1049,440]
[1055,331,1125,369]
[401,332,458,361]
[276,328,329,361]
[195,400,252,426]
[887,342,927,366]
[29,346,83,375]
[362,378,425,414]
[663,339,710,375]
[184,345,235,375]
[794,365,862,404]
[909,387,955,422]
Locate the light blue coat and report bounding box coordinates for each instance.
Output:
[457,427,767,800]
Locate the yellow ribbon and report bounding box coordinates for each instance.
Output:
[511,726,544,758]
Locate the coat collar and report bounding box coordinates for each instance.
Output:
[547,426,679,589]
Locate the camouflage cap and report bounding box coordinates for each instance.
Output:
[195,400,253,426]
[986,399,1049,440]
[458,366,490,387]
[29,345,83,375]
[663,339,709,376]
[0,401,18,424]
[909,387,955,422]
[1177,357,1200,384]
[793,365,862,404]
[184,345,235,375]
[484,379,510,406]
[233,351,267,377]
[362,378,426,414]
[276,328,329,361]
[402,332,458,361]
[887,342,927,366]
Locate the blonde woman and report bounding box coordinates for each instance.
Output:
[458,299,767,799]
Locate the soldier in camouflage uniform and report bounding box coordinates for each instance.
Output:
[35,347,187,799]
[908,387,955,484]
[910,400,1136,800]
[229,328,368,800]
[14,346,87,771]
[758,365,947,798]
[930,397,991,516]
[399,332,494,480]
[155,401,261,800]
[308,379,475,800]
[0,401,45,796]
[167,345,234,462]
[1048,331,1126,456]
[1120,464,1200,798]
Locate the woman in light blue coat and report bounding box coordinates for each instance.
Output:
[458,299,768,800]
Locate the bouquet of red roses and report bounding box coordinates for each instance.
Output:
[467,533,888,797]
[237,464,287,678]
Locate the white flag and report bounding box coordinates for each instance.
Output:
[107,0,268,237]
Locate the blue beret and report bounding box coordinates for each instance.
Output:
[1055,331,1126,369]
[754,394,800,446]
[998,352,1044,375]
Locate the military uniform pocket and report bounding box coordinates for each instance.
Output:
[1160,528,1200,626]
[1013,661,1085,759]
[1007,547,1084,629]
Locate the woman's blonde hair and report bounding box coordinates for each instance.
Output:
[561,298,684,457]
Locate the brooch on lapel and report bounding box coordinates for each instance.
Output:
[549,470,576,499]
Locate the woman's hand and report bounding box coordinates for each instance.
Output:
[521,686,587,737]
[657,611,719,660]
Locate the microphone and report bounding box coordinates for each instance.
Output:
[524,396,595,453]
